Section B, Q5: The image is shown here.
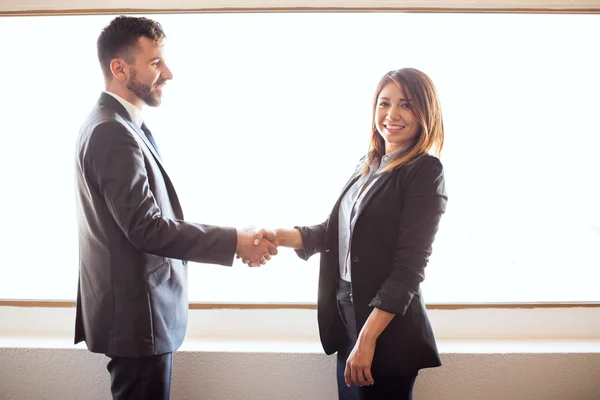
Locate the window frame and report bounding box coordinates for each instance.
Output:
[1,4,598,309]
[2,300,600,310]
[1,0,600,16]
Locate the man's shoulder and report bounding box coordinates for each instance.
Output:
[86,103,129,128]
[76,105,136,159]
[80,104,131,137]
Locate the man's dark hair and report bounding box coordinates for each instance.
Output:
[97,15,166,79]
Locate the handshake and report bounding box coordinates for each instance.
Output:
[235,227,281,267]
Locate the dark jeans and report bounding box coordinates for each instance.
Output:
[336,279,418,400]
[106,352,173,400]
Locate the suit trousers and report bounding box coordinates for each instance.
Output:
[106,352,173,400]
[336,279,418,400]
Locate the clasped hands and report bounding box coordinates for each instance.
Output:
[235,228,279,267]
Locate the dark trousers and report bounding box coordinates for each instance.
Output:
[336,279,418,400]
[106,352,173,400]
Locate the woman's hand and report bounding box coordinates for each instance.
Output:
[344,337,376,387]
[236,228,279,267]
[344,307,396,387]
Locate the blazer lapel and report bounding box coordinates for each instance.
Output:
[127,119,163,165]
[97,93,164,168]
[339,171,361,201]
[325,170,361,249]
[97,93,184,219]
[352,171,394,224]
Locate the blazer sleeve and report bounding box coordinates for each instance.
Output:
[369,156,447,315]
[86,121,237,266]
[293,220,328,260]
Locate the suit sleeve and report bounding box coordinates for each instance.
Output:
[293,220,328,260]
[86,121,237,266]
[369,157,447,315]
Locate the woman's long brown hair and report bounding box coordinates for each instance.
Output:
[361,68,444,176]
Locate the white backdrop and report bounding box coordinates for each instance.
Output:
[0,12,599,302]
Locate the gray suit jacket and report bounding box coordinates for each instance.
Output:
[74,93,237,357]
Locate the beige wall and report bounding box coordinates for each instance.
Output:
[2,0,599,13]
[3,346,600,400]
[3,306,600,400]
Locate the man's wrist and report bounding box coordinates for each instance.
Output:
[235,228,249,252]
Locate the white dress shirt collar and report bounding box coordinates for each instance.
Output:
[104,91,144,128]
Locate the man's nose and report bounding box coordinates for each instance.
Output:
[161,64,173,80]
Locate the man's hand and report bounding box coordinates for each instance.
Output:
[254,229,279,247]
[236,227,278,267]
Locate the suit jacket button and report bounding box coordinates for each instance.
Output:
[352,256,359,263]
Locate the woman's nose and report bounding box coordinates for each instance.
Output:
[388,105,402,120]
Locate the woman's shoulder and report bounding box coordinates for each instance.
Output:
[412,153,441,164]
[400,153,443,174]
[392,154,444,188]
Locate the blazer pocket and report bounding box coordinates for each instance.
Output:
[127,261,171,300]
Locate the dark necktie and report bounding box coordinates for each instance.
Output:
[140,122,161,158]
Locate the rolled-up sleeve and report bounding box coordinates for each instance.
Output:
[294,220,328,261]
[369,157,447,315]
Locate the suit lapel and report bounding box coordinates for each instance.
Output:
[325,170,361,249]
[97,93,184,219]
[98,93,164,168]
[127,119,164,165]
[352,171,394,224]
[339,171,361,201]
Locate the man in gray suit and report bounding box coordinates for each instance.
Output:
[74,15,276,400]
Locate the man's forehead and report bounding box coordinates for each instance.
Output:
[135,36,165,59]
[137,36,164,49]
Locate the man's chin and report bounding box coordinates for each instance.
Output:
[144,95,162,107]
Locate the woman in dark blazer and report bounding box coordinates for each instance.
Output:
[251,68,447,399]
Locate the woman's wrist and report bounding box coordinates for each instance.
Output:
[275,228,303,249]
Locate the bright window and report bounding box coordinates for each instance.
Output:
[1,12,598,302]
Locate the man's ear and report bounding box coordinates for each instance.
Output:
[109,58,129,82]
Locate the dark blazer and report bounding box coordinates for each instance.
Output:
[74,93,237,357]
[296,154,447,376]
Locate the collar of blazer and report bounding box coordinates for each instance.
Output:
[325,167,394,247]
[97,93,164,168]
[337,155,395,220]
[352,170,394,224]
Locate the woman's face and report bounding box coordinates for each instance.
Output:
[375,82,420,154]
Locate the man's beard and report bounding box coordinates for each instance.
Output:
[126,69,164,107]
